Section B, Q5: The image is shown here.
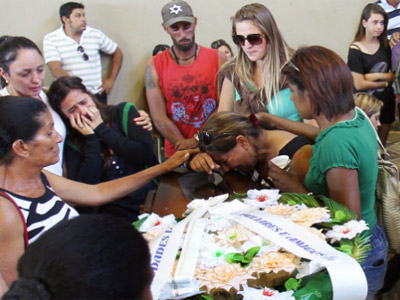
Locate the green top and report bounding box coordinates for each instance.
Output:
[234,87,302,121]
[305,108,378,233]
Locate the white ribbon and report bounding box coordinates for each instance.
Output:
[228,209,367,300]
[149,207,207,300]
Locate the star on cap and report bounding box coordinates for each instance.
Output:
[169,4,182,14]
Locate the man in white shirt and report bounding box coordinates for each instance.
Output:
[43,2,123,104]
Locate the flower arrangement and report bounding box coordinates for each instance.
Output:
[136,190,370,300]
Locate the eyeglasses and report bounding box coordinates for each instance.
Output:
[232,34,264,46]
[77,46,89,61]
[198,131,235,149]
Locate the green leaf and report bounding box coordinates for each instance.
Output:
[132,216,148,231]
[224,246,260,267]
[335,239,353,256]
[285,277,302,291]
[201,295,213,300]
[279,193,319,207]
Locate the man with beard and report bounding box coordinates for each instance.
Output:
[43,2,123,104]
[145,0,226,158]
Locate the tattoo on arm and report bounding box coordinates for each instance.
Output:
[144,65,156,89]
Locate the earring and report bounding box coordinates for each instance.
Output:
[5,79,8,84]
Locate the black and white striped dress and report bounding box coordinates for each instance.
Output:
[0,173,79,245]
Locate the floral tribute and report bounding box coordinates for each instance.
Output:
[135,189,371,300]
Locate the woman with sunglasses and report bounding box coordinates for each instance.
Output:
[268,46,387,299]
[218,3,302,122]
[191,111,312,184]
[48,76,155,221]
[347,3,395,146]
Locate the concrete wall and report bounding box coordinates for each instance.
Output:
[0,0,371,107]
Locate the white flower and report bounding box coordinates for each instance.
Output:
[197,234,233,268]
[139,213,176,232]
[244,189,281,208]
[238,284,295,300]
[205,216,232,232]
[183,194,229,216]
[296,261,325,279]
[326,220,369,242]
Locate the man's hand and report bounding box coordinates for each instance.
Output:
[189,152,220,174]
[100,77,115,95]
[175,137,198,150]
[390,32,400,48]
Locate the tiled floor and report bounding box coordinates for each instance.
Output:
[380,122,400,300]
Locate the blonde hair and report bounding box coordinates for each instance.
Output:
[353,92,383,117]
[229,3,292,107]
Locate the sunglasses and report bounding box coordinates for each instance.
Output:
[198,131,235,150]
[77,46,89,61]
[232,34,264,46]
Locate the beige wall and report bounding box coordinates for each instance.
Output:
[0,0,371,107]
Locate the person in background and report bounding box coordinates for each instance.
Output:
[145,0,226,158]
[269,45,387,299]
[0,36,66,176]
[3,214,153,300]
[0,96,194,293]
[211,39,233,59]
[376,0,400,46]
[43,2,123,105]
[354,92,383,130]
[48,76,156,221]
[347,3,395,146]
[152,44,170,56]
[218,3,301,122]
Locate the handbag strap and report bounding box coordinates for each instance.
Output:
[0,190,29,248]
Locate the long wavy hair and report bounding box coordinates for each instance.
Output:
[225,3,292,107]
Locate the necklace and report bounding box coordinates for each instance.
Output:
[171,44,198,64]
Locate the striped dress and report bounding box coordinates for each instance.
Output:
[0,173,79,245]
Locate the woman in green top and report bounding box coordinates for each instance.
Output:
[268,45,387,300]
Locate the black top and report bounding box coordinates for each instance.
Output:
[64,102,158,221]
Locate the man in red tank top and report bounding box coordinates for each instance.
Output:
[145,0,227,158]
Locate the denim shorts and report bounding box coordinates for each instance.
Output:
[361,222,388,300]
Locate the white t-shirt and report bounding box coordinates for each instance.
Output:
[0,88,66,176]
[43,26,117,94]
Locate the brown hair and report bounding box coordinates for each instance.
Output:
[199,111,273,154]
[353,3,388,48]
[282,46,355,121]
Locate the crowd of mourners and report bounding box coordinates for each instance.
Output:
[0,0,400,299]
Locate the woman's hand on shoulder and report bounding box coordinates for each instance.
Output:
[189,152,220,174]
[135,110,153,131]
[161,149,200,172]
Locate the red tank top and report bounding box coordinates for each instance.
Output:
[153,46,219,157]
